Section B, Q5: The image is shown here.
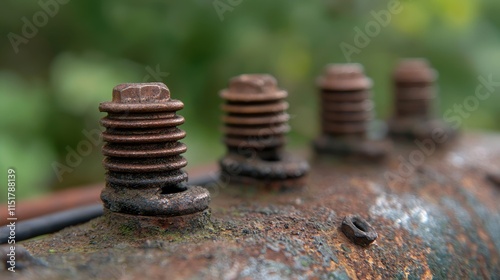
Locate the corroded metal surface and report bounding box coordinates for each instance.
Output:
[7,133,500,279]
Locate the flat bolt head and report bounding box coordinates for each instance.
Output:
[325,63,364,79]
[318,63,372,90]
[112,83,170,104]
[394,58,437,83]
[228,74,278,94]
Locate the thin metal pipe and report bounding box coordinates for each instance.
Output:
[0,204,103,244]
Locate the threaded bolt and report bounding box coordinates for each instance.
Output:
[219,74,309,188]
[314,64,391,158]
[388,58,457,140]
[394,58,437,118]
[99,83,210,217]
[317,63,373,137]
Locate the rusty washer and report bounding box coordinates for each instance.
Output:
[99,83,210,216]
[341,215,378,247]
[388,58,458,141]
[313,63,391,159]
[219,74,309,189]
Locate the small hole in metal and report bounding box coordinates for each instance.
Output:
[161,185,186,195]
[261,155,281,162]
[353,220,367,232]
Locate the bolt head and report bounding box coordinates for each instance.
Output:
[228,74,278,94]
[112,83,170,104]
[394,58,437,83]
[319,63,372,90]
[324,63,365,79]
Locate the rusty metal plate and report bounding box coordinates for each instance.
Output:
[6,133,500,279]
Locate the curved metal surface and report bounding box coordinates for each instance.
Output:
[4,133,500,279]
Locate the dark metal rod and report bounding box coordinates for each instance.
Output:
[0,204,103,244]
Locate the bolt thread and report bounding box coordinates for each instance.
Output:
[99,83,188,193]
[220,74,290,160]
[393,58,437,118]
[317,63,374,137]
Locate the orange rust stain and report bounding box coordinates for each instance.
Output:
[422,267,433,279]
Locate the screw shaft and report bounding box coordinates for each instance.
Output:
[317,64,374,138]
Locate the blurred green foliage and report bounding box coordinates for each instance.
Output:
[1,0,500,200]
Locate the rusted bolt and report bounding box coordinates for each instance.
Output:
[388,58,458,141]
[219,74,309,189]
[341,215,378,246]
[313,63,391,159]
[99,83,210,217]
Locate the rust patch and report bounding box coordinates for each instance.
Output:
[5,133,499,279]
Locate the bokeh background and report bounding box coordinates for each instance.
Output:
[1,0,500,200]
